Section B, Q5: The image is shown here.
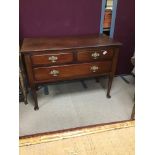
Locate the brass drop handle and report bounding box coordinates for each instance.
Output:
[49,70,60,76]
[91,52,100,59]
[48,55,58,63]
[90,65,99,73]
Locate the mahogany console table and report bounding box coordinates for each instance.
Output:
[21,35,121,110]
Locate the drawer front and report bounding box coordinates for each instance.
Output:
[77,47,113,62]
[33,61,112,81]
[31,52,73,65]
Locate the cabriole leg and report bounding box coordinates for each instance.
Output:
[31,86,39,110]
[107,75,113,98]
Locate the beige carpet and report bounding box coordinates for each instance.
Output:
[19,75,134,136]
[20,121,135,155]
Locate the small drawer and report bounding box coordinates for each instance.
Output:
[77,47,113,63]
[31,52,73,65]
[33,61,112,81]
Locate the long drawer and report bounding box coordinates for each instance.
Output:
[33,61,112,81]
[31,52,73,65]
[77,47,113,63]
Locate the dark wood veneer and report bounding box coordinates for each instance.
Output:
[31,51,73,65]
[21,34,121,52]
[77,47,114,62]
[21,34,121,110]
[33,61,111,81]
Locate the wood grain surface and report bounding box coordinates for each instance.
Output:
[31,51,73,65]
[21,34,122,52]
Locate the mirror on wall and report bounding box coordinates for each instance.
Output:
[103,0,113,36]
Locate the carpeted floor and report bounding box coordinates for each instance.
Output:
[19,75,134,136]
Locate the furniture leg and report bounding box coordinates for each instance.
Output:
[106,75,113,98]
[44,86,49,95]
[35,86,39,91]
[19,68,28,105]
[81,80,88,89]
[24,98,28,105]
[31,86,39,110]
[95,78,99,83]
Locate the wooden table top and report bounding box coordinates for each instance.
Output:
[21,34,122,53]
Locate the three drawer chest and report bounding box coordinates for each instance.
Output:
[21,35,122,110]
